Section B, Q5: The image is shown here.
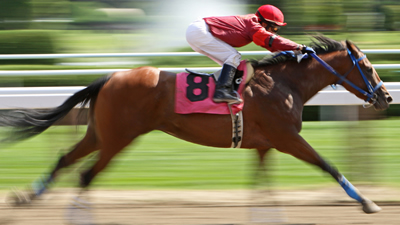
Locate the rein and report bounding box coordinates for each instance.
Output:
[309,49,383,107]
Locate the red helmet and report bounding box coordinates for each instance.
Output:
[256,5,287,26]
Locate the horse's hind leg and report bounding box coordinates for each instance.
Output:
[79,135,134,188]
[33,124,100,198]
[6,124,100,206]
[64,134,136,225]
[50,124,100,179]
[276,133,381,214]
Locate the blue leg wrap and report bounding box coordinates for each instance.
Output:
[339,175,363,203]
[32,175,53,196]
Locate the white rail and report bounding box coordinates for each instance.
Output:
[0,50,398,76]
[0,49,399,59]
[0,83,398,109]
[0,50,398,108]
[0,63,398,77]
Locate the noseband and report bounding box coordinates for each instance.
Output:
[310,49,383,107]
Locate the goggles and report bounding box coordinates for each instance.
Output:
[267,22,280,33]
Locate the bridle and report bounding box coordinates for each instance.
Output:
[309,49,383,108]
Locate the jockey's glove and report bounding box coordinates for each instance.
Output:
[301,45,316,55]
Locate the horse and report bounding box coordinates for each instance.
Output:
[1,35,392,216]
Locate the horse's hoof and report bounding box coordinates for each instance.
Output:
[5,188,32,207]
[362,199,381,214]
[65,197,94,225]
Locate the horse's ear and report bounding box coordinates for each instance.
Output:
[345,40,362,57]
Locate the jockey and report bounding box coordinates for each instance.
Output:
[186,4,314,104]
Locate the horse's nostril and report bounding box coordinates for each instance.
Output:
[387,96,393,103]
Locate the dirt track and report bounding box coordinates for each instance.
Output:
[1,187,400,225]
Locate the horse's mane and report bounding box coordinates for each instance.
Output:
[251,35,346,67]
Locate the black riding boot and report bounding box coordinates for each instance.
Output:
[213,64,242,104]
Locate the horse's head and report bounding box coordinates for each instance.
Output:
[250,35,392,111]
[338,40,392,110]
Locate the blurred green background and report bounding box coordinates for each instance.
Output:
[0,0,399,191]
[1,0,400,85]
[0,120,399,190]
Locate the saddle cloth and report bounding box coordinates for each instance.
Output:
[175,60,249,115]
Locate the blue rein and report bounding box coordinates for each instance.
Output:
[309,49,383,103]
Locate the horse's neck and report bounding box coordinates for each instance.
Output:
[298,53,350,103]
[255,59,337,105]
[294,62,337,103]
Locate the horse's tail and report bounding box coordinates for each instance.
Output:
[0,75,112,142]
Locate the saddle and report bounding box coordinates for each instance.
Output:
[175,60,253,148]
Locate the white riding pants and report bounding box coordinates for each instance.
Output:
[186,19,241,68]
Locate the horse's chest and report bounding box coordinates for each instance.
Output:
[266,89,302,124]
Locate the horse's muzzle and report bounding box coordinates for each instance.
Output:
[386,94,393,104]
[373,90,392,110]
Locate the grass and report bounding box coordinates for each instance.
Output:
[0,118,400,190]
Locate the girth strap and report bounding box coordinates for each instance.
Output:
[228,104,243,148]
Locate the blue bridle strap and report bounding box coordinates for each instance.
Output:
[309,49,383,102]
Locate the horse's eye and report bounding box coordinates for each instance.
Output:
[367,67,373,73]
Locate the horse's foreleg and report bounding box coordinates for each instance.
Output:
[250,148,287,224]
[65,188,95,224]
[253,148,271,188]
[256,148,270,168]
[276,134,381,214]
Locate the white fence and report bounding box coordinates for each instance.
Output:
[0,50,399,76]
[0,84,398,109]
[0,64,399,76]
[1,49,400,59]
[0,50,398,109]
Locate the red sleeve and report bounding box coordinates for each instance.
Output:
[252,28,300,52]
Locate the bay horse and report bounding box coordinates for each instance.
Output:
[2,36,392,215]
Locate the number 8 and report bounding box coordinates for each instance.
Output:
[186,74,209,102]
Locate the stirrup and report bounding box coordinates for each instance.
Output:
[214,98,242,104]
[213,88,242,104]
[213,93,242,104]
